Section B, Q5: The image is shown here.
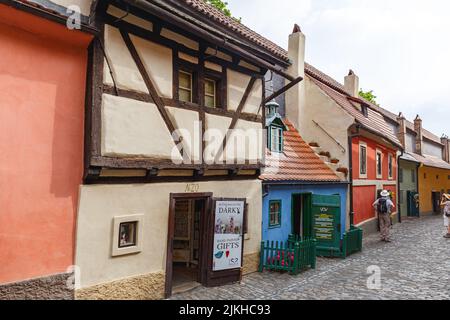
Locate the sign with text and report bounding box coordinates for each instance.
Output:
[213,200,245,271]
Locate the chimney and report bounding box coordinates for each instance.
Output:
[441,135,450,163]
[397,112,407,149]
[344,69,359,97]
[285,24,305,130]
[414,115,423,155]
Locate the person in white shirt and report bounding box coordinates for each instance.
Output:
[440,193,450,239]
[372,190,395,242]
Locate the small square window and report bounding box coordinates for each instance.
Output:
[112,215,144,257]
[119,222,137,248]
[269,200,281,228]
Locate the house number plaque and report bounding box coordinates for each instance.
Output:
[185,183,200,193]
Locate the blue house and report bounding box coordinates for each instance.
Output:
[260,101,350,257]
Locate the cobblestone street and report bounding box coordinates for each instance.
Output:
[171,216,450,300]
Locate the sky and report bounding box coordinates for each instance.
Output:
[227,0,450,137]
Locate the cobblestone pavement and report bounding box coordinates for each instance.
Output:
[171,215,450,300]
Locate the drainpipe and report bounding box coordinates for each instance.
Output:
[397,150,404,223]
[348,125,361,227]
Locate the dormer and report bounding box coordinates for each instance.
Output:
[265,100,287,153]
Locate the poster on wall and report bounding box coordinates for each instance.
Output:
[213,200,245,271]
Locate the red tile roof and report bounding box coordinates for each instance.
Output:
[261,120,342,182]
[183,0,288,62]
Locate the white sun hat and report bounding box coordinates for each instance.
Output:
[380,190,390,197]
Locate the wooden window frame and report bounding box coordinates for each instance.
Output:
[204,68,225,109]
[388,153,394,180]
[269,125,283,153]
[179,70,194,103]
[359,142,368,179]
[174,56,227,110]
[269,200,282,228]
[376,149,383,179]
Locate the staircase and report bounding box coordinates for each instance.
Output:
[309,143,348,181]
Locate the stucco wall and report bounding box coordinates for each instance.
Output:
[0,5,92,284]
[101,94,180,160]
[75,180,262,289]
[422,141,443,159]
[262,184,348,243]
[227,70,262,115]
[418,166,450,214]
[300,77,354,170]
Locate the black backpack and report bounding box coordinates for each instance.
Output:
[377,198,388,214]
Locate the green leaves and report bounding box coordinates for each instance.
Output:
[359,89,379,106]
[204,0,242,22]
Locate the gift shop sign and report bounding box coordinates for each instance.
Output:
[213,201,244,271]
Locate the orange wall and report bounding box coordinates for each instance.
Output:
[353,185,377,224]
[0,5,92,283]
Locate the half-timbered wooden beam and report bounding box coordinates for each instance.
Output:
[214,76,257,163]
[262,76,303,105]
[120,30,177,136]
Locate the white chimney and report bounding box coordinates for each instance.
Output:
[285,24,305,130]
[344,69,359,97]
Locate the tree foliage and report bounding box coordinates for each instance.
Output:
[204,0,241,22]
[359,89,379,106]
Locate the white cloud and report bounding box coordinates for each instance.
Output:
[227,0,450,136]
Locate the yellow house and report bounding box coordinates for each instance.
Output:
[418,164,450,214]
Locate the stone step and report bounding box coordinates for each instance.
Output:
[325,162,340,171]
[336,171,347,181]
[310,146,322,154]
[319,155,331,163]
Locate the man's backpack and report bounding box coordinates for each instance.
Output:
[377,198,388,214]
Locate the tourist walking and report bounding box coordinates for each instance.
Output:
[373,190,395,242]
[440,194,450,239]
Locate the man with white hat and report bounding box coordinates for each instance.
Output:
[372,190,395,242]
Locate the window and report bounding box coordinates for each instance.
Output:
[204,78,217,108]
[179,71,193,103]
[269,126,283,153]
[119,222,137,248]
[399,168,404,183]
[359,143,367,177]
[112,215,144,257]
[376,150,383,179]
[388,154,393,179]
[269,200,281,228]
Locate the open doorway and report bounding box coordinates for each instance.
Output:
[292,194,313,238]
[165,193,212,298]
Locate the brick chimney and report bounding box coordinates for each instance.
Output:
[285,24,305,130]
[441,135,449,163]
[397,112,407,149]
[414,115,423,155]
[344,69,359,97]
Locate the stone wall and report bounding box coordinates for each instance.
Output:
[242,252,260,275]
[75,272,165,300]
[0,273,74,300]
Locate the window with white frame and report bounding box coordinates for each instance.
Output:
[359,143,367,178]
[376,149,383,179]
[270,126,283,153]
[112,214,144,257]
[388,154,394,179]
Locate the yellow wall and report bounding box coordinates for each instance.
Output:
[418,165,450,214]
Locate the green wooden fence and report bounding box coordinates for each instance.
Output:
[342,226,363,258]
[259,238,316,275]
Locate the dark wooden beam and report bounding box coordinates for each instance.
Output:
[262,76,303,105]
[120,29,177,136]
[214,76,257,163]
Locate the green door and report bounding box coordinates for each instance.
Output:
[311,194,342,257]
[407,191,420,217]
